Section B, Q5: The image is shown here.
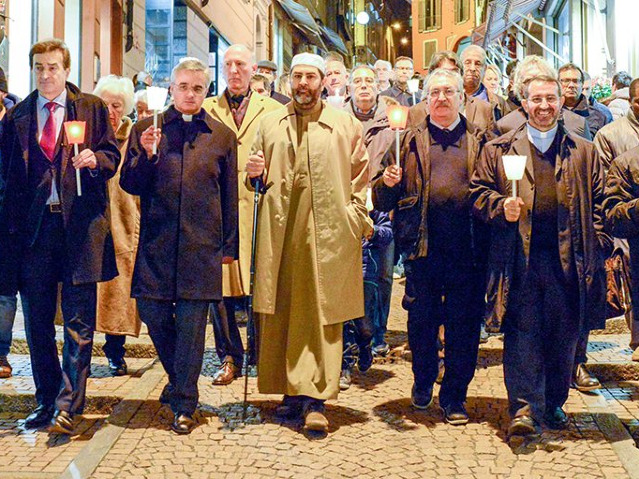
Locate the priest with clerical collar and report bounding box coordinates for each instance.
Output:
[121,57,239,435]
[470,75,611,441]
[372,68,487,427]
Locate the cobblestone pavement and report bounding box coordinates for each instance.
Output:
[0,280,637,478]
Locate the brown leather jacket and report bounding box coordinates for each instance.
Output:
[470,123,612,332]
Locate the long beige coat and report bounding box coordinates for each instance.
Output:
[250,102,373,325]
[96,117,141,336]
[203,92,283,296]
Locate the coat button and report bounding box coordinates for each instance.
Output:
[525,234,530,241]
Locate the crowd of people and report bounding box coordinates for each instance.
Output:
[0,37,638,442]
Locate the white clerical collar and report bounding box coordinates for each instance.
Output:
[182,114,193,122]
[527,123,558,154]
[430,115,461,132]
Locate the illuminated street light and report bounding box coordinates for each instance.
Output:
[400,37,409,45]
[392,22,401,30]
[356,11,370,25]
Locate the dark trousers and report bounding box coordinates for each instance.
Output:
[503,249,580,420]
[404,254,483,407]
[342,281,376,370]
[20,211,96,414]
[138,298,209,415]
[103,334,127,361]
[373,240,394,346]
[210,297,244,368]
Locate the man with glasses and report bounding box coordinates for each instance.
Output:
[559,63,610,138]
[380,56,416,107]
[121,57,239,434]
[373,68,487,425]
[471,75,611,439]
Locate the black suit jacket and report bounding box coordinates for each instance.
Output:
[0,82,119,293]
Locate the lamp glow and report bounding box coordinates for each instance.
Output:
[502,155,527,198]
[64,121,87,196]
[356,11,370,25]
[326,94,345,108]
[407,79,420,94]
[387,105,409,130]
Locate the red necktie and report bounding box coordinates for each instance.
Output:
[40,102,59,161]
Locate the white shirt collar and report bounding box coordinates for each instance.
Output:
[526,123,558,153]
[37,89,67,110]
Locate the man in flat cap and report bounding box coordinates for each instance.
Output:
[257,59,290,105]
[246,52,371,434]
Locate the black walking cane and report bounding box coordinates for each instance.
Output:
[243,175,271,420]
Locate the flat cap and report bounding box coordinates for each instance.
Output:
[257,60,278,71]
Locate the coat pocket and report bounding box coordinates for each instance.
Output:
[393,195,421,254]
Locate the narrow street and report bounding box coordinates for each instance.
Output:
[0,280,638,478]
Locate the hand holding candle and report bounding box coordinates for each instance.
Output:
[64,121,87,196]
[146,86,169,155]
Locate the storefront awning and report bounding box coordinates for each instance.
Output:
[319,25,348,56]
[275,0,327,51]
[472,0,545,47]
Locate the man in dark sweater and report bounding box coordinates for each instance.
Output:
[470,76,611,439]
[373,68,486,425]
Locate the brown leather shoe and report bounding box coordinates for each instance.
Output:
[0,356,12,379]
[572,363,601,392]
[211,360,240,386]
[303,399,328,433]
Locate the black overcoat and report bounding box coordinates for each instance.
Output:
[120,106,239,301]
[0,82,119,294]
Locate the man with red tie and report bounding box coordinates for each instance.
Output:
[0,39,119,434]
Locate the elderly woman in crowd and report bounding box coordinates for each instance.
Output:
[483,64,504,97]
[93,75,142,376]
[133,90,153,122]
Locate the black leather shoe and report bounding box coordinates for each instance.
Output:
[572,363,601,392]
[442,403,469,425]
[108,357,128,376]
[507,415,540,437]
[274,395,303,419]
[544,406,569,429]
[24,404,55,429]
[411,385,434,410]
[49,410,75,435]
[171,413,196,435]
[159,383,174,405]
[358,346,373,374]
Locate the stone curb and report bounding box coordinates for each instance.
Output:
[580,390,639,479]
[10,339,157,358]
[60,360,166,479]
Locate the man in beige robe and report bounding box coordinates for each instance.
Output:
[246,53,371,433]
[203,45,283,385]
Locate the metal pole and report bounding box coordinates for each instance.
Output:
[511,22,566,63]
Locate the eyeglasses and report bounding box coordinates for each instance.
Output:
[428,88,459,98]
[559,78,581,85]
[173,83,206,95]
[528,95,560,105]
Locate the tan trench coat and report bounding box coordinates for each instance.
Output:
[250,102,373,325]
[203,92,283,296]
[96,117,141,336]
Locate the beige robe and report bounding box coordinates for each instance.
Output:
[96,117,141,336]
[202,92,284,296]
[250,101,372,398]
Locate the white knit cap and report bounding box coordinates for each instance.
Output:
[290,53,325,75]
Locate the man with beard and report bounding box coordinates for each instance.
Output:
[471,76,610,438]
[246,53,371,433]
[381,56,416,107]
[559,63,610,137]
[460,45,510,122]
[373,69,486,424]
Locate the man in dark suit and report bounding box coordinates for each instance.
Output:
[257,60,290,105]
[121,57,238,435]
[0,39,120,434]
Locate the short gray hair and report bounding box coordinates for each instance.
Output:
[460,45,487,66]
[423,68,464,101]
[513,55,557,100]
[133,89,148,106]
[171,57,211,87]
[93,74,135,114]
[349,65,378,84]
[374,59,392,71]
